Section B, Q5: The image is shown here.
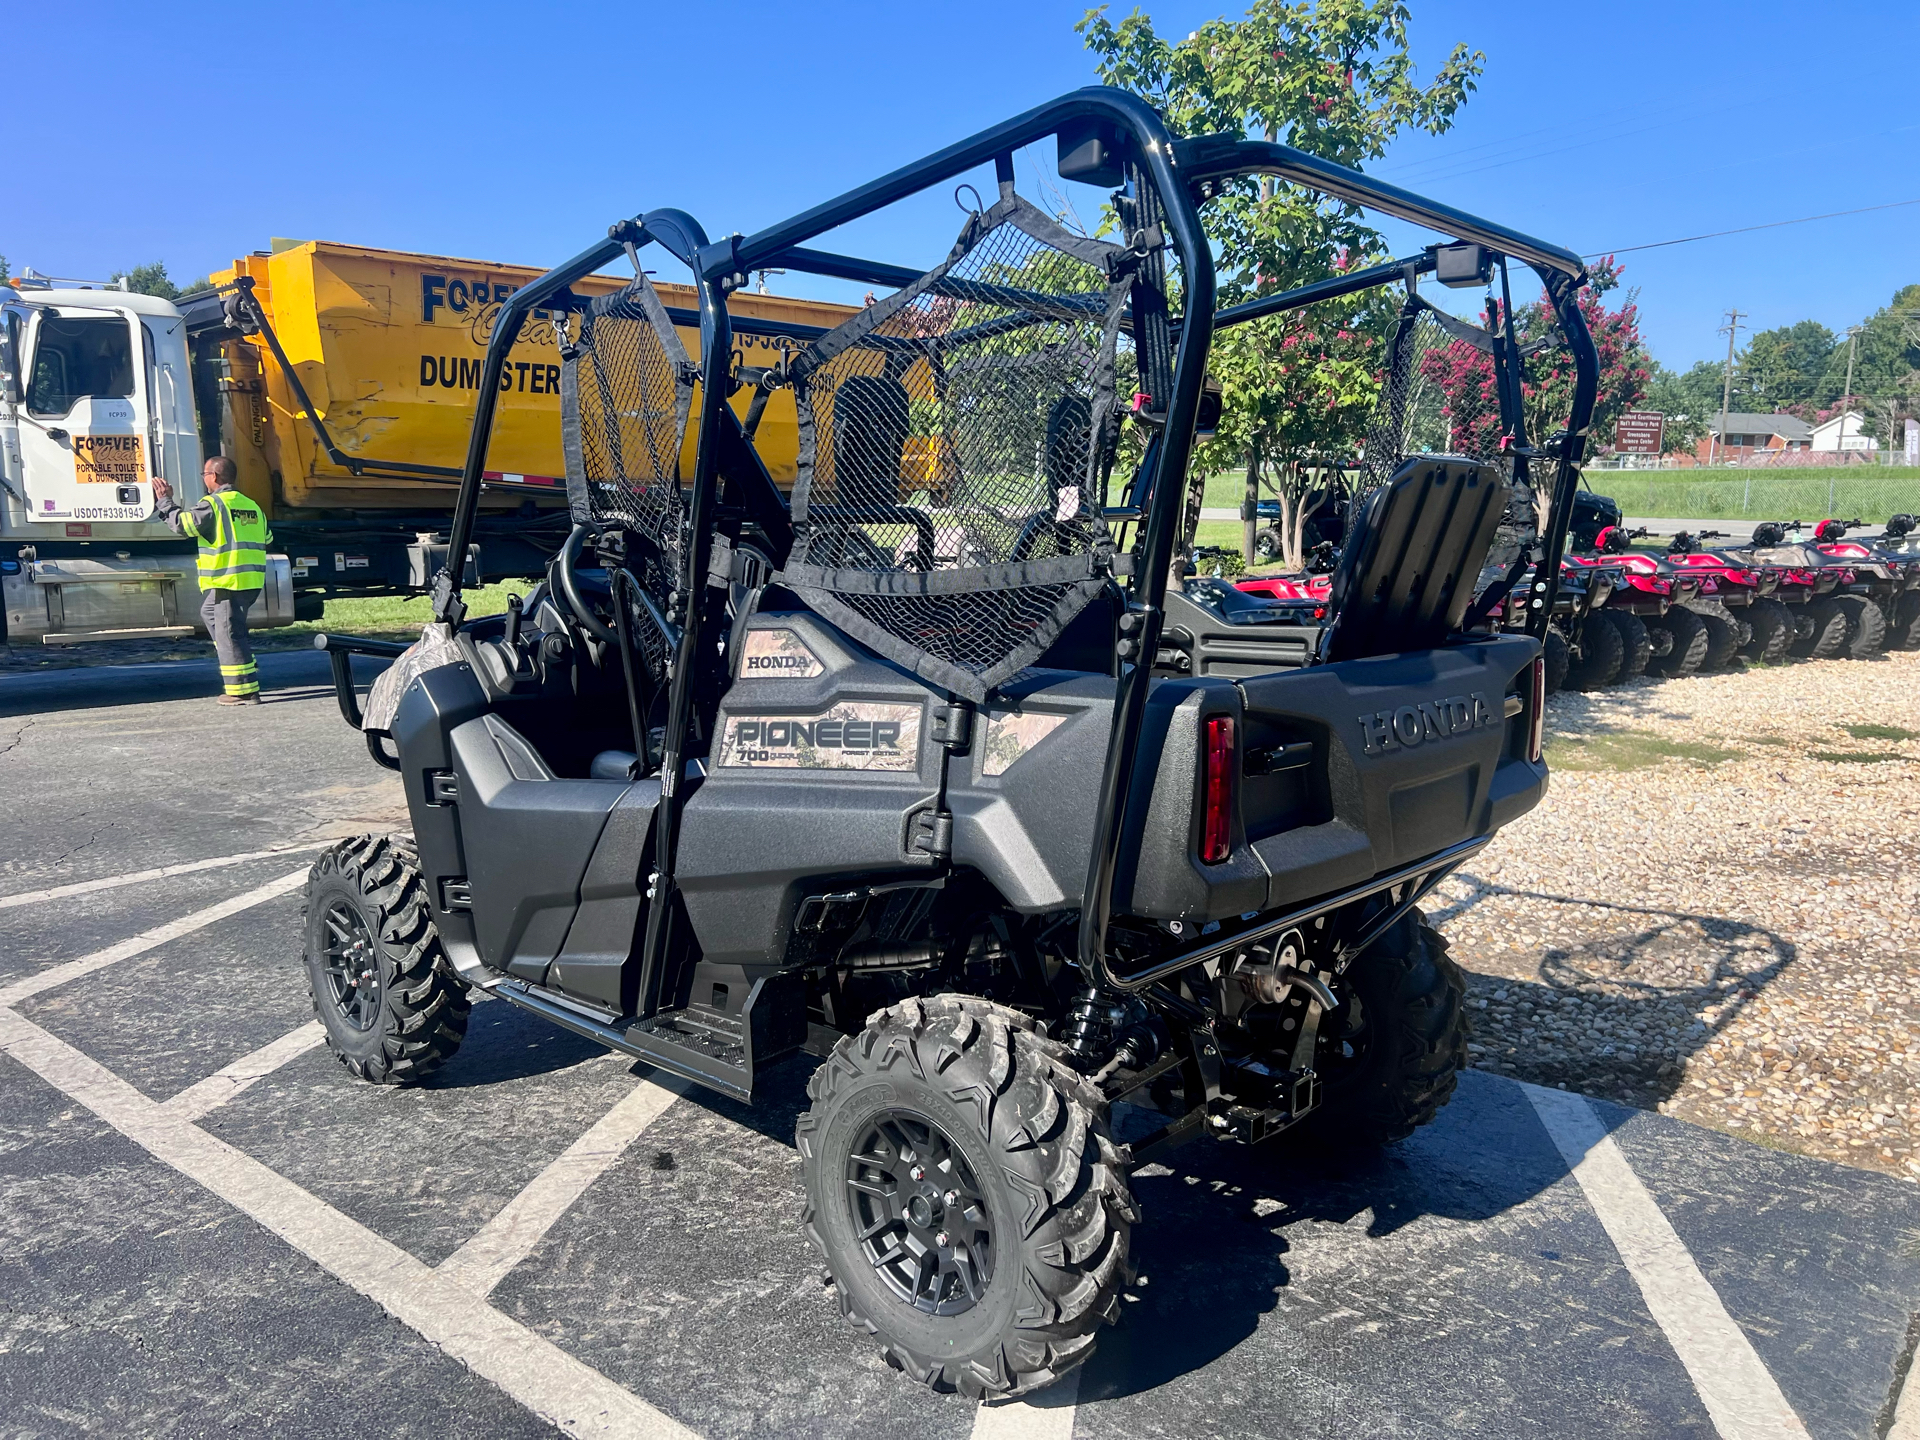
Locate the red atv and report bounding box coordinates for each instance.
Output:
[1736,521,1871,660]
[1802,518,1919,654]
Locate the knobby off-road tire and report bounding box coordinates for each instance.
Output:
[798,996,1134,1400]
[1739,597,1793,665]
[1565,613,1625,690]
[1647,605,1711,676]
[1602,609,1653,680]
[1890,592,1920,652]
[1541,628,1571,695]
[1791,597,1850,660]
[1832,594,1888,658]
[1286,910,1468,1149]
[1687,601,1741,672]
[303,834,470,1084]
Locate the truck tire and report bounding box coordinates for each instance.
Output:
[1832,594,1887,658]
[1565,613,1625,690]
[1647,606,1710,676]
[1791,598,1850,660]
[1602,609,1651,680]
[1740,597,1793,665]
[1284,910,1467,1149]
[1542,628,1570,695]
[303,834,470,1084]
[798,995,1134,1400]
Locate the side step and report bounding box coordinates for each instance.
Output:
[489,974,807,1103]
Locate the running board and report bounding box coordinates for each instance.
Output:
[486,970,809,1104]
[490,981,754,1101]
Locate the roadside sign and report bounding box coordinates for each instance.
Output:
[1905,418,1917,465]
[1615,410,1665,455]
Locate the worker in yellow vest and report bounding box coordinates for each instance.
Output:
[152,456,274,705]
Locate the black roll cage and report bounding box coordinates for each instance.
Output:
[426,86,1600,1004]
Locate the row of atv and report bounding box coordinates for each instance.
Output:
[1232,505,1919,697]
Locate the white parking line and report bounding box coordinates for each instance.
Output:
[0,844,323,911]
[159,1021,327,1122]
[439,1073,687,1297]
[1890,1362,1920,1440]
[972,1370,1081,1438]
[0,869,310,1008]
[1524,1083,1811,1440]
[0,1006,697,1440]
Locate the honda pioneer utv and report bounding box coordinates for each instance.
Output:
[306,89,1600,1399]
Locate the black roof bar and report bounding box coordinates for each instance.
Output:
[1212,252,1436,330]
[1174,135,1588,281]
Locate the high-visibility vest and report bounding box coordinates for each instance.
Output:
[195,490,272,591]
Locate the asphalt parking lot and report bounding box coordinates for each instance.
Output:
[3,652,1919,1439]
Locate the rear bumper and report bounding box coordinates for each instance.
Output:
[1117,633,1544,922]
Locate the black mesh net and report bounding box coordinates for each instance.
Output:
[1358,305,1508,495]
[559,273,695,679]
[779,192,1137,701]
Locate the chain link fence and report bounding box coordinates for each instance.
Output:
[1584,471,1920,523]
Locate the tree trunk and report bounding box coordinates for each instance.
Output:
[1242,441,1262,566]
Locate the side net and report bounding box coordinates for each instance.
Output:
[778,191,1137,701]
[559,273,695,678]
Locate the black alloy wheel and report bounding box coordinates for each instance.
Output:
[847,1111,993,1317]
[320,897,383,1032]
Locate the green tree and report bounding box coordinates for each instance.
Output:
[1740,319,1834,412]
[1644,360,1722,455]
[1080,0,1484,567]
[108,261,213,300]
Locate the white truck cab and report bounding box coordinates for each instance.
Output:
[1,276,293,643]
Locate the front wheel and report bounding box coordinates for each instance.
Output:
[1283,910,1468,1150]
[798,996,1134,1399]
[303,834,470,1084]
[1253,528,1283,564]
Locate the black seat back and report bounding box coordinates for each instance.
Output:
[1323,457,1510,662]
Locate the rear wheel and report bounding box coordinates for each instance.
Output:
[1647,606,1710,676]
[1791,598,1850,659]
[1541,628,1571,695]
[1565,613,1625,690]
[798,996,1133,1400]
[1602,609,1652,680]
[1692,603,1741,671]
[1282,910,1468,1150]
[1740,597,1793,664]
[303,834,470,1084]
[1833,594,1888,658]
[1253,528,1283,564]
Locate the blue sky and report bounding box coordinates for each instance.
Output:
[12,0,1915,368]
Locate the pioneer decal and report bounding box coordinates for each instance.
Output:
[1357,692,1500,755]
[741,628,825,678]
[717,703,921,771]
[981,710,1066,777]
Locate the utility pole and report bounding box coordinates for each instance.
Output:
[1710,309,1746,466]
[1835,324,1863,458]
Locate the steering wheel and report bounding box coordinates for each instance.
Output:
[556,523,617,645]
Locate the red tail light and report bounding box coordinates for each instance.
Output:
[1528,655,1546,764]
[1202,715,1236,864]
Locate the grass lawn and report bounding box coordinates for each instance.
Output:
[272,582,527,645]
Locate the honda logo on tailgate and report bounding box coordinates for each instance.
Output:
[1358,693,1500,755]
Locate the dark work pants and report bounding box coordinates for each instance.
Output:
[202,588,259,697]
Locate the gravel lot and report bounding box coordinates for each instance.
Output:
[1435,648,1920,1180]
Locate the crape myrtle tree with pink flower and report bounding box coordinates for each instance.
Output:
[1079,0,1483,570]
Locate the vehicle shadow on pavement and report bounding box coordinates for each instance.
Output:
[1083,1074,1576,1401]
[416,995,616,1088]
[1425,876,1799,1116]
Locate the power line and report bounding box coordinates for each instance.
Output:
[1586,197,1920,259]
